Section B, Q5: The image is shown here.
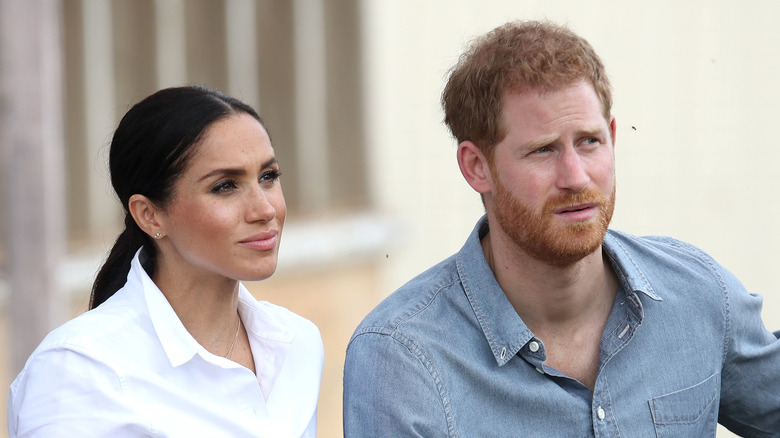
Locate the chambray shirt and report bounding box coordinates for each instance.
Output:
[343,217,780,437]
[9,249,323,437]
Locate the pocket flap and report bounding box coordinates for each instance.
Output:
[649,372,719,424]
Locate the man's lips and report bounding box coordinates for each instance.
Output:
[554,203,598,221]
[239,230,278,251]
[555,202,597,214]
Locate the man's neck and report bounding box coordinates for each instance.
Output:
[481,229,618,391]
[481,228,618,334]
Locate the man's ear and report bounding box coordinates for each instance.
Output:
[128,194,165,239]
[457,141,493,194]
[609,115,617,148]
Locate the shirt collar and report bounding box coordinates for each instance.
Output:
[129,249,295,370]
[456,217,663,367]
[456,217,534,367]
[602,230,663,302]
[237,289,294,345]
[130,249,205,367]
[237,288,294,400]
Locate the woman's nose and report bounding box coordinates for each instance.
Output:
[246,187,277,222]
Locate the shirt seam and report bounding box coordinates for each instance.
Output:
[389,330,459,438]
[600,379,622,437]
[353,277,461,338]
[348,330,459,437]
[662,239,731,364]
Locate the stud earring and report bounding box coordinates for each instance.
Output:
[154,232,164,239]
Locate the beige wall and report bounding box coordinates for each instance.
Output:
[365,1,780,313]
[2,1,778,437]
[364,0,780,329]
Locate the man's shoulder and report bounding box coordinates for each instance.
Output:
[606,229,717,264]
[605,229,737,298]
[352,253,462,338]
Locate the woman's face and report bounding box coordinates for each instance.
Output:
[156,113,286,282]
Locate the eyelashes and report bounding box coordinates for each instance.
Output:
[210,180,239,194]
[209,169,282,194]
[260,169,282,183]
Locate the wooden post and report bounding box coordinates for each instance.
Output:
[0,0,67,374]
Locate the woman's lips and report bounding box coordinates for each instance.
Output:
[239,230,278,251]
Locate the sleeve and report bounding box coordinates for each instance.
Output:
[717,269,780,437]
[8,346,149,438]
[343,330,453,438]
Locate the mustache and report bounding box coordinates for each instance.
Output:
[542,189,609,213]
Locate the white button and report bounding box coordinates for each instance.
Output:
[500,347,507,359]
[528,341,540,353]
[597,407,605,421]
[535,367,544,374]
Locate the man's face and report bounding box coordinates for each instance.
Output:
[486,80,616,267]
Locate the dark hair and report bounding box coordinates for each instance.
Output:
[442,20,612,160]
[90,86,263,309]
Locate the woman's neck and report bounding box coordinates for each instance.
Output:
[152,255,242,358]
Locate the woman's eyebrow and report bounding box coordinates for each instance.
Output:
[198,167,246,182]
[197,158,278,182]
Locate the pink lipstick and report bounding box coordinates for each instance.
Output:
[239,230,278,251]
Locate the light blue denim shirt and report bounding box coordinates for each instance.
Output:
[344,216,780,437]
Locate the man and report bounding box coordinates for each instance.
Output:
[343,20,780,437]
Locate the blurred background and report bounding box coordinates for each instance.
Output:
[2,1,778,437]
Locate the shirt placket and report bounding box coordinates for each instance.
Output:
[592,288,644,437]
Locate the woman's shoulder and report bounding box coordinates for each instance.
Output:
[8,290,153,437]
[238,288,322,350]
[31,287,149,362]
[260,300,319,333]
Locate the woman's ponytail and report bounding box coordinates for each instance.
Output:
[89,215,154,309]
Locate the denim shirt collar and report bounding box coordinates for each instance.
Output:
[456,216,662,367]
[602,231,663,302]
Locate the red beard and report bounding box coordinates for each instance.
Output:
[492,176,615,267]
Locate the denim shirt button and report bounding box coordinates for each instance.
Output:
[528,341,540,353]
[500,347,507,360]
[597,406,606,421]
[535,367,544,374]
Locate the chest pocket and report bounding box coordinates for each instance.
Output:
[649,372,719,437]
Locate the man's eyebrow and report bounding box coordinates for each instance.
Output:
[520,126,606,150]
[521,135,558,151]
[197,158,278,182]
[577,126,607,137]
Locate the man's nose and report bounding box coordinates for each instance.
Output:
[555,147,589,192]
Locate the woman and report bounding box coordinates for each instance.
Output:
[7,86,324,437]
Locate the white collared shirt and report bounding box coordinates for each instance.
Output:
[8,250,324,437]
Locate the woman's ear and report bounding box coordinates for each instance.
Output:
[128,194,165,239]
[457,141,493,194]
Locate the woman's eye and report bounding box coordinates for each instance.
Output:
[210,180,238,194]
[260,169,282,184]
